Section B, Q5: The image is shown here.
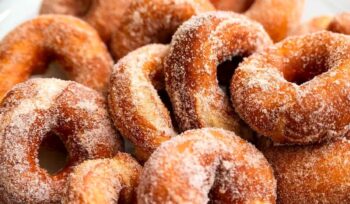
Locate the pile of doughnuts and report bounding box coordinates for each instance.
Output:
[1,0,350,203]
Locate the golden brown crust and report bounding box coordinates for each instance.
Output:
[40,0,130,41]
[231,31,350,145]
[110,0,215,59]
[262,136,350,204]
[64,152,142,204]
[165,12,272,138]
[137,128,276,203]
[0,15,113,101]
[210,0,305,42]
[0,78,122,203]
[109,44,176,160]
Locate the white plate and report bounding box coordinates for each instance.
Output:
[0,0,350,40]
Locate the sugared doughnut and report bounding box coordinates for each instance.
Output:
[165,12,272,138]
[0,15,113,101]
[110,0,214,59]
[210,0,305,41]
[328,12,350,35]
[137,128,276,203]
[64,152,141,204]
[40,0,130,41]
[109,44,176,161]
[231,31,350,145]
[0,78,122,203]
[290,16,333,36]
[262,136,350,203]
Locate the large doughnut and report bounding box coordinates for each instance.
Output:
[0,78,122,203]
[64,152,141,204]
[40,0,130,41]
[137,128,276,203]
[109,44,176,161]
[110,0,214,59]
[210,0,305,41]
[231,31,350,145]
[262,135,350,203]
[165,12,272,138]
[0,15,113,101]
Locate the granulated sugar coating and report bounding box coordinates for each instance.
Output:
[231,31,350,145]
[64,152,142,204]
[165,11,272,140]
[109,44,176,161]
[262,135,350,204]
[110,0,214,59]
[0,15,113,101]
[0,78,122,203]
[137,128,276,203]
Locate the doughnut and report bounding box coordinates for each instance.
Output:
[40,0,130,41]
[0,78,122,203]
[291,13,350,36]
[231,31,350,145]
[165,12,272,138]
[261,135,350,203]
[110,0,215,59]
[64,152,142,204]
[210,0,305,42]
[290,16,333,36]
[109,44,176,161]
[328,12,350,35]
[137,128,276,203]
[0,15,113,101]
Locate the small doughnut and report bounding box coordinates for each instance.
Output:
[137,128,276,203]
[291,13,350,36]
[165,12,272,137]
[231,31,350,144]
[109,44,176,160]
[210,0,305,42]
[262,136,350,203]
[328,12,350,35]
[290,16,333,36]
[64,152,142,204]
[0,15,113,101]
[40,0,131,41]
[0,78,122,203]
[110,0,214,59]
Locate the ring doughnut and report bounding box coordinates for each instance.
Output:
[0,15,113,101]
[165,12,272,137]
[262,135,350,203]
[137,128,276,203]
[231,31,350,144]
[109,44,176,161]
[210,0,305,42]
[64,152,142,204]
[110,0,214,59]
[40,0,131,41]
[0,78,122,203]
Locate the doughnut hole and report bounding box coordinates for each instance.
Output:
[217,56,245,94]
[38,132,69,175]
[211,0,255,13]
[157,89,179,133]
[282,54,331,85]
